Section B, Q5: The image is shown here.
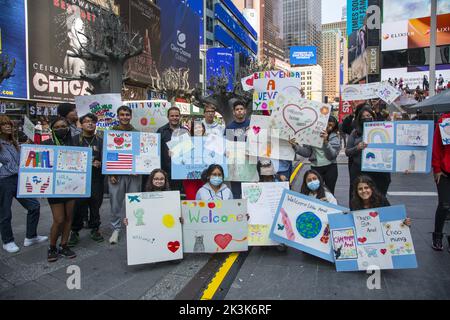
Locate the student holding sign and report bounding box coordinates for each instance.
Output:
[43,118,77,262]
[196,165,233,201]
[0,116,47,253]
[299,169,337,205]
[431,112,450,251]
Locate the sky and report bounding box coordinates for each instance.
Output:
[322,0,347,24]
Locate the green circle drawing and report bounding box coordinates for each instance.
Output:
[296,212,322,239]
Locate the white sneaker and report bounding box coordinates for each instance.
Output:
[3,242,20,253]
[109,230,120,245]
[24,235,48,247]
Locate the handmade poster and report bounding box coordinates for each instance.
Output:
[341,83,380,101]
[75,94,122,130]
[439,118,450,145]
[125,100,170,133]
[362,121,433,173]
[376,83,401,105]
[242,182,290,246]
[329,205,417,272]
[362,148,394,171]
[269,93,331,148]
[102,131,161,175]
[270,190,349,262]
[252,70,303,111]
[396,123,429,146]
[166,133,194,158]
[247,115,295,161]
[181,200,248,253]
[171,137,228,180]
[126,191,183,265]
[23,117,35,141]
[226,141,259,182]
[18,145,92,198]
[204,134,226,155]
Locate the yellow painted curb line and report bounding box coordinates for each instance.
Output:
[290,162,303,184]
[201,252,239,300]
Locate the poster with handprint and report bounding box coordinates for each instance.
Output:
[18,145,92,198]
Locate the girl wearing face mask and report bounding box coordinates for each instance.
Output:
[42,118,76,262]
[345,106,391,203]
[196,164,233,201]
[300,170,337,205]
[289,116,341,194]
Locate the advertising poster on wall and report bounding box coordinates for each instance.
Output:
[206,48,235,92]
[27,0,93,102]
[0,0,28,100]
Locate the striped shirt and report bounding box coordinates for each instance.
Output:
[0,139,20,179]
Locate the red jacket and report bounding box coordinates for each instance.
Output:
[432,113,450,174]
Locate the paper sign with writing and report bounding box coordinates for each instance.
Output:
[23,116,35,141]
[377,83,401,104]
[18,145,92,198]
[242,182,290,246]
[225,141,259,182]
[270,94,331,148]
[102,131,160,175]
[181,200,248,253]
[439,118,450,145]
[126,191,183,265]
[341,83,380,101]
[270,190,349,262]
[125,100,170,133]
[75,94,122,130]
[329,205,417,272]
[252,70,302,111]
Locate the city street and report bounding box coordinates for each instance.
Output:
[1,161,449,300]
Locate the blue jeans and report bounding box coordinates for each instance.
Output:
[0,175,41,244]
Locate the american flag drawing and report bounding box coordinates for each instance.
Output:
[106,153,133,171]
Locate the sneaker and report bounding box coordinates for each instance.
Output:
[3,242,20,253]
[24,235,48,247]
[47,247,58,262]
[109,230,120,245]
[68,231,80,248]
[432,232,444,251]
[59,245,76,259]
[90,229,104,243]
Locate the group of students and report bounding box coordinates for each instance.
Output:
[0,100,449,264]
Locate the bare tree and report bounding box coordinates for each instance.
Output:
[151,67,195,103]
[0,55,15,86]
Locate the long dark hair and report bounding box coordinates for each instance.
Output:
[0,115,19,151]
[300,169,328,199]
[145,169,170,192]
[354,106,376,136]
[205,164,224,183]
[328,115,339,134]
[49,117,71,145]
[351,175,385,210]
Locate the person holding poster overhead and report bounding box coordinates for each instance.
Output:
[299,169,337,205]
[345,106,391,201]
[42,118,77,262]
[0,116,47,254]
[196,165,233,201]
[290,116,341,194]
[69,113,105,247]
[108,106,141,245]
[431,112,450,251]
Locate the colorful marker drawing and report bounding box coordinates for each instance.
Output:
[280,208,295,241]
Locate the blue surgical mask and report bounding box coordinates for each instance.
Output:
[307,180,320,191]
[210,176,223,187]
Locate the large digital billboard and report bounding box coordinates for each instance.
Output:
[289,46,317,65]
[159,0,200,90]
[383,0,450,23]
[408,13,450,49]
[0,0,27,100]
[347,0,368,36]
[206,48,235,92]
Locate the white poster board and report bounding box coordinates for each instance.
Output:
[23,116,35,141]
[126,191,183,266]
[439,118,450,145]
[75,94,122,130]
[125,100,170,133]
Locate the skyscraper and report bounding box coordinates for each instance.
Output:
[283,0,321,62]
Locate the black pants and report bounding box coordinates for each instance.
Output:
[312,163,338,194]
[72,178,104,232]
[435,173,450,234]
[230,182,242,199]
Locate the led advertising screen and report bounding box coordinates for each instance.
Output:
[289,46,317,65]
[206,48,235,92]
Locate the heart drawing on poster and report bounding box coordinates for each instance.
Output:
[252,126,261,135]
[282,104,318,134]
[114,137,124,146]
[246,77,254,86]
[214,234,233,250]
[358,237,367,244]
[167,241,180,253]
[380,249,387,255]
[369,212,378,218]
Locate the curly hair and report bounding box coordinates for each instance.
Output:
[145,169,171,192]
[0,115,19,151]
[350,175,385,210]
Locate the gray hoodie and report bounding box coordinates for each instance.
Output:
[196,182,234,201]
[292,132,341,166]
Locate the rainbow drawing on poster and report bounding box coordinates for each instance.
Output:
[363,122,394,144]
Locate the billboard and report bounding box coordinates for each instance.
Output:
[383,0,450,24]
[381,67,450,88]
[0,0,27,100]
[347,0,368,36]
[289,46,317,65]
[206,48,235,91]
[408,13,450,49]
[382,21,410,52]
[27,0,93,102]
[159,0,200,90]
[118,0,161,86]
